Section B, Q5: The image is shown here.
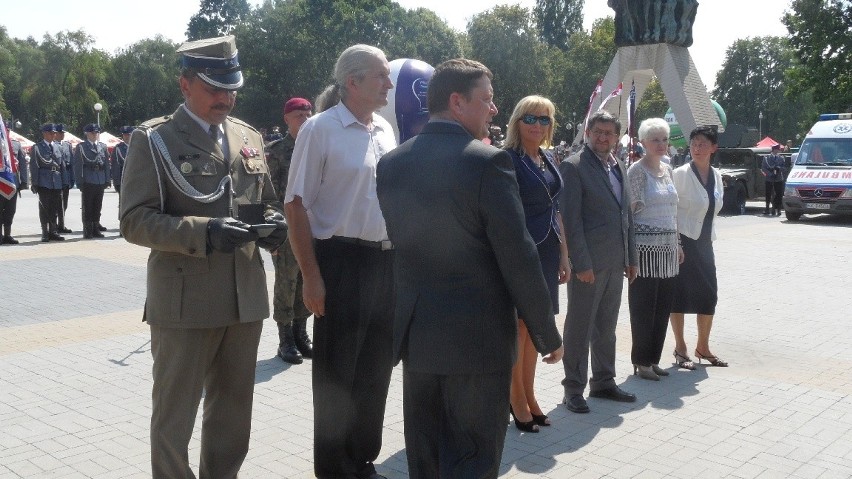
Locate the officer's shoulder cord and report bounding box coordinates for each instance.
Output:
[34,143,57,168]
[79,143,102,164]
[145,129,231,212]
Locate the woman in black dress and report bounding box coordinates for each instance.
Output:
[504,96,570,432]
[670,126,728,369]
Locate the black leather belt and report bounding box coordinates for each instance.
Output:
[330,236,394,250]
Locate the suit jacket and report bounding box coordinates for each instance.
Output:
[376,121,562,376]
[507,148,562,244]
[558,145,637,273]
[74,140,111,186]
[120,105,281,328]
[29,140,63,190]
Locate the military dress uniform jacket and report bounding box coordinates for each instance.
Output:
[11,140,29,187]
[29,140,63,190]
[57,141,75,188]
[74,141,111,186]
[265,132,295,201]
[120,106,281,328]
[110,141,128,186]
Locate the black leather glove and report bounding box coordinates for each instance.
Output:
[256,212,288,251]
[207,218,258,253]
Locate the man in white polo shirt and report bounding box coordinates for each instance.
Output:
[284,44,396,479]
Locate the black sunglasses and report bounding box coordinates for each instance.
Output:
[521,114,551,126]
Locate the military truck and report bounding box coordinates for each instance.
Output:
[709,147,773,214]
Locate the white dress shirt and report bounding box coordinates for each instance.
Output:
[285,102,397,241]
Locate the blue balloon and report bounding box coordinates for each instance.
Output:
[379,59,434,144]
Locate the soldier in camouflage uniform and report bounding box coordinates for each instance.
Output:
[266,97,313,364]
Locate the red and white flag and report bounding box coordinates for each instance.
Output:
[0,114,18,200]
[597,82,623,112]
[580,79,603,144]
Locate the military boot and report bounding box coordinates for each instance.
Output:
[277,321,302,364]
[293,318,313,359]
[48,223,65,241]
[92,222,105,238]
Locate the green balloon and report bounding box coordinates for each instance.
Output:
[665,100,727,149]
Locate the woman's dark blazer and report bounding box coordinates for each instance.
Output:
[506,148,563,244]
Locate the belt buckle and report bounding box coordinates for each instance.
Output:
[380,240,393,251]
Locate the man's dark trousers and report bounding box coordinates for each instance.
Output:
[312,238,394,479]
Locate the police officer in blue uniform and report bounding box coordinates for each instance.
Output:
[29,123,65,242]
[74,123,111,238]
[1,125,28,244]
[110,126,133,195]
[54,124,75,233]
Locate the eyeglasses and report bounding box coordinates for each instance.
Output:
[590,129,617,138]
[520,114,551,126]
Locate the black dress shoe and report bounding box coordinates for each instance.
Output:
[589,386,636,403]
[49,232,65,241]
[97,223,107,231]
[563,394,590,413]
[58,227,72,233]
[3,236,19,245]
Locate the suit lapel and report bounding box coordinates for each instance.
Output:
[582,148,619,205]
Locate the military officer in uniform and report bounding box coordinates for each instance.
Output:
[1,125,28,244]
[74,123,111,238]
[30,123,65,242]
[266,97,313,364]
[120,35,285,479]
[54,124,75,233]
[110,125,133,195]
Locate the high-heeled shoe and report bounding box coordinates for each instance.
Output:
[651,364,670,376]
[673,350,696,370]
[531,413,551,427]
[633,364,660,381]
[509,406,540,433]
[695,350,729,367]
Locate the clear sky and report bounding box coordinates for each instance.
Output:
[2,0,791,89]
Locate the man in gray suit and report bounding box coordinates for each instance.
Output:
[377,58,563,478]
[558,110,638,414]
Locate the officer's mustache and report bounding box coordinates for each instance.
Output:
[212,103,232,111]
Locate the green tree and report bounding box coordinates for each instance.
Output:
[534,0,585,51]
[467,5,551,130]
[187,0,252,40]
[103,36,183,129]
[635,78,668,122]
[783,0,852,112]
[712,36,815,143]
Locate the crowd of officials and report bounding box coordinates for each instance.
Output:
[1,122,132,243]
[3,34,734,479]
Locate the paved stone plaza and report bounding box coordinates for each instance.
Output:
[2,189,851,478]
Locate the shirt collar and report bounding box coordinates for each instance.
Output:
[182,103,221,137]
[333,102,387,132]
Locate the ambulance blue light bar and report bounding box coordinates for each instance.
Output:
[818,113,852,121]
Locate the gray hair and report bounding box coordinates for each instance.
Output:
[318,44,387,104]
[637,117,670,141]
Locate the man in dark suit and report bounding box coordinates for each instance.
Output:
[558,110,638,414]
[376,58,563,479]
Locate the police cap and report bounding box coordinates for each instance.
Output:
[84,123,101,133]
[120,125,135,135]
[41,123,56,132]
[177,35,243,91]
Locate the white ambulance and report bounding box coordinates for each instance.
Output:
[783,113,852,221]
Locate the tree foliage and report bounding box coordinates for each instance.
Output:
[534,0,585,51]
[782,0,852,112]
[187,0,252,40]
[712,36,815,143]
